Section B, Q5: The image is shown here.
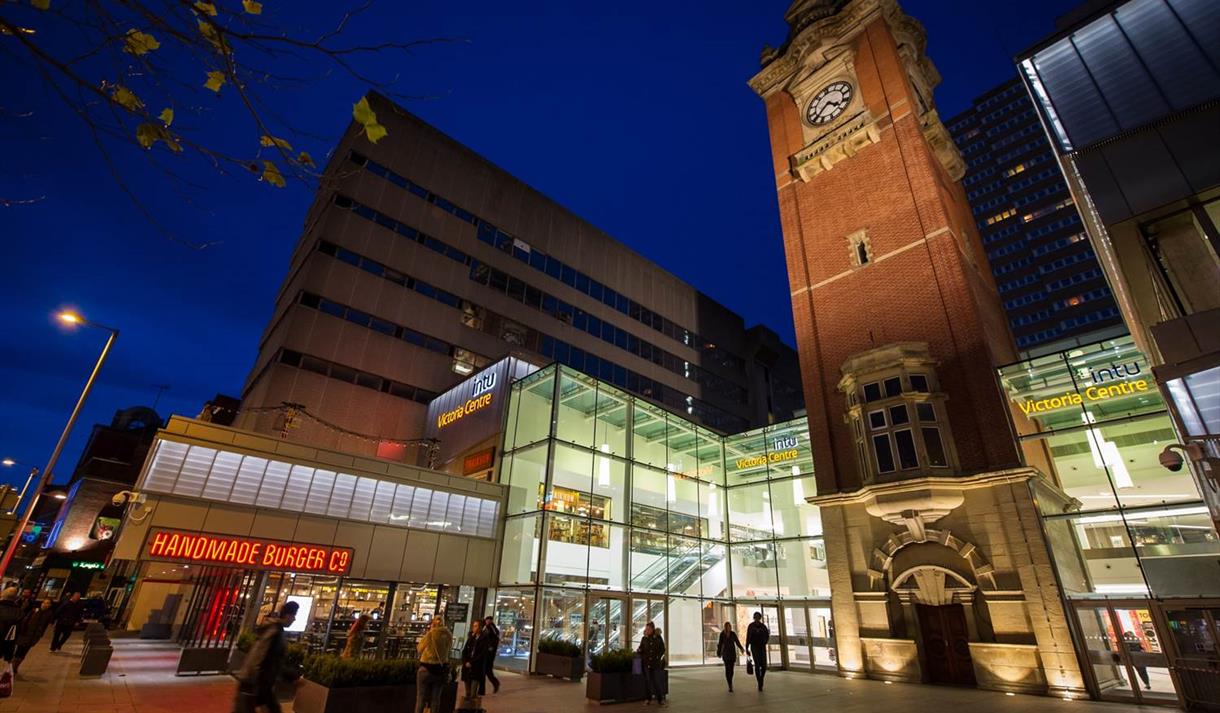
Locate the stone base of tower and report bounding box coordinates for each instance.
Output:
[813,467,1088,698]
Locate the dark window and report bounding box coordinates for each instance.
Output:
[916,403,936,422]
[872,434,895,473]
[910,374,930,392]
[388,381,416,400]
[337,249,361,267]
[529,251,546,271]
[329,364,357,384]
[299,293,321,309]
[894,430,919,469]
[370,318,397,336]
[506,276,527,303]
[279,350,302,367]
[301,356,330,376]
[889,405,909,426]
[408,183,428,200]
[561,265,577,287]
[923,428,948,467]
[863,382,882,403]
[883,377,902,398]
[345,309,372,328]
[320,300,346,318]
[575,273,590,293]
[545,256,563,279]
[355,373,382,390]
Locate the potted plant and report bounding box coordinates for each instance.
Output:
[292,654,457,713]
[585,648,666,703]
[228,630,258,675]
[535,637,584,681]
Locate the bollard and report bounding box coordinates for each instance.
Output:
[79,644,113,677]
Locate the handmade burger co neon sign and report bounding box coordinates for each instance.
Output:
[146,530,354,575]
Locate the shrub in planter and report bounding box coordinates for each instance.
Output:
[229,630,259,674]
[590,648,634,674]
[586,649,666,703]
[302,654,418,688]
[536,637,584,681]
[296,655,459,713]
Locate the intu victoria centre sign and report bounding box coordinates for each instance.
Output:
[436,370,498,429]
[735,435,803,470]
[1018,359,1152,415]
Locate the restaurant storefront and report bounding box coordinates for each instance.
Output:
[492,364,833,674]
[999,334,1220,707]
[109,416,505,665]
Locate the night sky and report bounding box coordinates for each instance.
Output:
[0,0,1078,489]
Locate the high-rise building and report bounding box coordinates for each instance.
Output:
[751,0,1085,697]
[236,93,804,458]
[947,77,1123,351]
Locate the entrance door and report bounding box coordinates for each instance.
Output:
[782,605,811,670]
[1076,603,1178,705]
[808,605,837,672]
[630,596,665,652]
[737,604,783,667]
[916,603,976,686]
[587,594,628,664]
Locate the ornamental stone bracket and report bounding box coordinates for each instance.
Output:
[790,109,881,181]
[918,108,966,182]
[866,526,999,594]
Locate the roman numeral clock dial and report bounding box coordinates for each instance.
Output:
[806,80,853,126]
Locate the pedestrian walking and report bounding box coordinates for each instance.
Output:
[48,592,84,652]
[460,620,490,701]
[415,617,453,713]
[12,599,54,675]
[0,589,22,663]
[16,590,35,618]
[233,600,300,713]
[716,621,745,692]
[1124,632,1152,690]
[637,621,666,706]
[479,616,501,694]
[341,614,370,659]
[745,611,770,691]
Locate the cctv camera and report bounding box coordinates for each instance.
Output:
[111,492,129,507]
[1159,447,1184,472]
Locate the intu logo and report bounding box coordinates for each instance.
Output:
[471,371,497,398]
[1088,361,1141,385]
[772,435,797,450]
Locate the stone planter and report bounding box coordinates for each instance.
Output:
[176,646,231,675]
[586,670,668,704]
[536,651,584,681]
[228,648,247,675]
[293,678,458,713]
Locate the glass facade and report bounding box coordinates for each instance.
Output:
[998,334,1220,598]
[494,364,829,671]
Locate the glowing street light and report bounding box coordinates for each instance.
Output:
[0,458,39,516]
[0,310,119,580]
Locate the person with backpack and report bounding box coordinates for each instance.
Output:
[478,616,501,694]
[716,621,745,692]
[415,617,453,713]
[637,621,666,706]
[745,611,770,691]
[233,600,300,713]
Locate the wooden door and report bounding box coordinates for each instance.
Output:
[916,603,976,686]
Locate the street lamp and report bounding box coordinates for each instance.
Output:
[0,310,119,581]
[0,459,40,515]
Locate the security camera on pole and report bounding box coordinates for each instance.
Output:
[0,310,118,581]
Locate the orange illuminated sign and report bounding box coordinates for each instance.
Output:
[462,448,495,475]
[146,530,353,575]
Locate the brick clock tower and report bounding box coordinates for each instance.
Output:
[751,0,1086,698]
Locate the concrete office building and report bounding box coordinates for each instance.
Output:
[235,94,804,464]
[1016,2,1220,707]
[947,78,1123,352]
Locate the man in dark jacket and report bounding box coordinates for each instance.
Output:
[479,616,501,695]
[0,588,24,662]
[233,600,299,713]
[745,611,770,691]
[49,592,84,652]
[637,621,666,706]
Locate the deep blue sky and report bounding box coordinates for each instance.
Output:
[0,0,1078,489]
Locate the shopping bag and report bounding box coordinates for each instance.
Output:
[0,661,13,698]
[745,657,754,676]
[632,655,643,675]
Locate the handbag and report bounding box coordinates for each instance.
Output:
[0,661,12,699]
[745,656,754,676]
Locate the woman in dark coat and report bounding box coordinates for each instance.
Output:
[460,620,490,699]
[716,621,745,691]
[637,621,667,706]
[13,599,54,675]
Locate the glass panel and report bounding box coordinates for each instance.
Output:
[728,482,773,542]
[555,369,598,448]
[783,606,810,669]
[174,446,216,497]
[499,514,542,585]
[540,588,585,652]
[549,444,593,513]
[255,460,291,508]
[1078,606,1138,699]
[592,454,627,524]
[668,475,702,537]
[142,440,188,494]
[326,473,357,518]
[349,477,377,522]
[768,476,821,538]
[1127,505,1220,597]
[872,434,895,473]
[894,429,919,469]
[776,539,830,598]
[666,417,700,481]
[724,426,768,483]
[1165,608,1217,657]
[630,466,669,531]
[630,529,668,594]
[700,541,729,599]
[630,597,667,655]
[279,464,313,513]
[923,427,948,467]
[809,606,837,671]
[667,597,703,666]
[730,542,779,599]
[503,444,547,515]
[594,383,630,457]
[544,514,589,586]
[700,481,726,541]
[1111,607,1177,701]
[1143,209,1220,316]
[510,368,554,449]
[736,605,781,664]
[492,587,535,672]
[588,524,627,591]
[587,596,628,662]
[304,469,336,515]
[633,401,669,468]
[668,535,702,597]
[696,427,725,486]
[229,456,267,506]
[766,420,813,481]
[426,491,450,530]
[201,450,242,500]
[408,488,433,529]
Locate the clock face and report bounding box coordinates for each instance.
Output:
[806,81,854,126]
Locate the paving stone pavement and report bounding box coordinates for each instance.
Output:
[3,634,1164,713]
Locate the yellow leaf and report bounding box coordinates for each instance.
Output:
[242,0,263,15]
[259,135,293,151]
[110,85,144,112]
[123,29,160,56]
[297,151,315,168]
[31,0,50,10]
[352,96,388,145]
[204,70,225,93]
[197,18,228,53]
[193,1,217,16]
[261,160,285,188]
[135,123,182,152]
[159,108,174,126]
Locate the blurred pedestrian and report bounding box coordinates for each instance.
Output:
[13,599,54,675]
[479,616,501,694]
[637,621,666,706]
[745,611,770,691]
[233,600,300,713]
[460,620,489,700]
[415,617,453,713]
[716,621,745,692]
[0,589,22,662]
[48,592,84,652]
[341,614,370,659]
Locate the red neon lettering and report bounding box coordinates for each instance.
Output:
[329,550,350,573]
[149,531,170,556]
[191,536,208,559]
[262,544,277,566]
[206,538,226,561]
[222,540,239,562]
[249,543,262,565]
[294,547,308,570]
[235,541,251,564]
